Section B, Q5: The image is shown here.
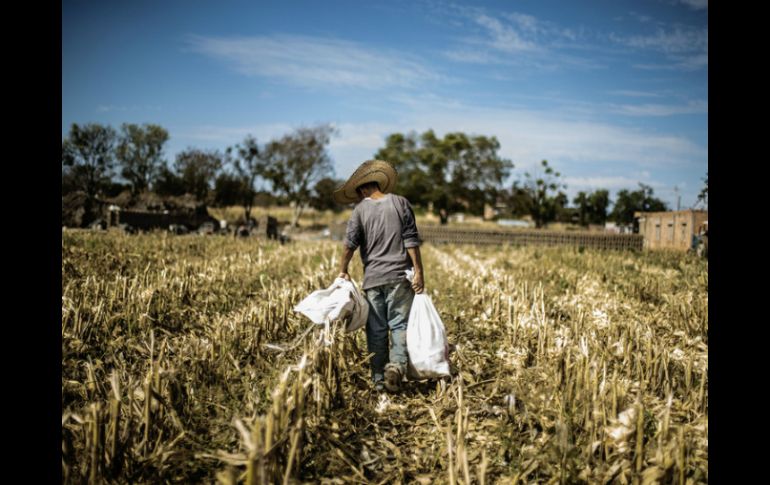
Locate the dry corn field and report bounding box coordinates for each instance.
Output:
[62,231,707,484]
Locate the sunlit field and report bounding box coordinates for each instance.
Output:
[62,231,707,484]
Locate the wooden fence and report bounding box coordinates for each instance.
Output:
[330,224,643,251]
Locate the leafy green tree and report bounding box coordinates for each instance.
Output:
[553,191,573,223]
[62,123,117,200]
[310,177,345,212]
[610,183,668,226]
[504,181,533,218]
[374,132,430,207]
[261,124,336,227]
[588,189,610,225]
[573,191,590,226]
[115,123,169,194]
[374,130,513,222]
[522,160,567,228]
[574,189,610,226]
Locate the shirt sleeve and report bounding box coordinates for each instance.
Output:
[344,206,363,250]
[400,198,421,248]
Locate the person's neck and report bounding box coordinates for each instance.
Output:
[367,190,386,200]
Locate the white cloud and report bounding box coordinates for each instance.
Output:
[503,12,540,33]
[172,97,706,209]
[611,27,707,55]
[608,90,662,98]
[186,34,443,90]
[678,0,708,10]
[176,98,706,171]
[628,12,653,24]
[676,53,708,71]
[332,102,706,181]
[96,105,161,113]
[443,47,503,64]
[609,100,707,116]
[174,123,295,143]
[610,26,707,71]
[563,175,657,190]
[443,10,606,71]
[474,14,539,52]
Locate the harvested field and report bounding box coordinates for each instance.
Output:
[62,232,707,484]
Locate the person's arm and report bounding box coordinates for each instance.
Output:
[339,207,362,281]
[407,246,424,294]
[338,245,355,280]
[399,198,424,293]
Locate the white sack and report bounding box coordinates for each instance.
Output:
[406,294,451,379]
[293,278,368,333]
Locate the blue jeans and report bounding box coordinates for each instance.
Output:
[365,279,415,383]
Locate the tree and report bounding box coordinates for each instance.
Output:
[503,181,533,218]
[553,191,574,223]
[261,124,336,227]
[587,189,610,225]
[373,130,513,222]
[173,148,223,201]
[610,183,668,227]
[573,191,590,226]
[115,123,169,195]
[103,181,132,198]
[310,177,345,212]
[573,189,610,226]
[231,137,267,221]
[62,123,117,200]
[154,166,186,197]
[213,172,251,207]
[521,160,567,228]
[374,132,429,207]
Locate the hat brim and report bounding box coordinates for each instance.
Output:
[333,160,398,205]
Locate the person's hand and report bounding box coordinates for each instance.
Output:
[338,272,351,281]
[411,271,424,294]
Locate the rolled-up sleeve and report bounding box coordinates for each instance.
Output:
[401,199,421,248]
[344,208,363,250]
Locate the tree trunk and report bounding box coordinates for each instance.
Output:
[291,202,307,228]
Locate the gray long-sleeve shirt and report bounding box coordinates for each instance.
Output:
[344,193,420,290]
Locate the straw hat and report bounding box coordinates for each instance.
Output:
[333,160,398,204]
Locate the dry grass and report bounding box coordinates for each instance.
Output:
[206,206,353,228]
[62,232,707,483]
[205,205,539,231]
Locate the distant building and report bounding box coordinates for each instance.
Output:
[604,222,634,234]
[484,203,495,221]
[497,219,534,228]
[635,209,708,251]
[483,201,509,220]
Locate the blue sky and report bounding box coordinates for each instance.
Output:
[62,0,708,210]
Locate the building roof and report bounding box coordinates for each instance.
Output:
[634,209,708,218]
